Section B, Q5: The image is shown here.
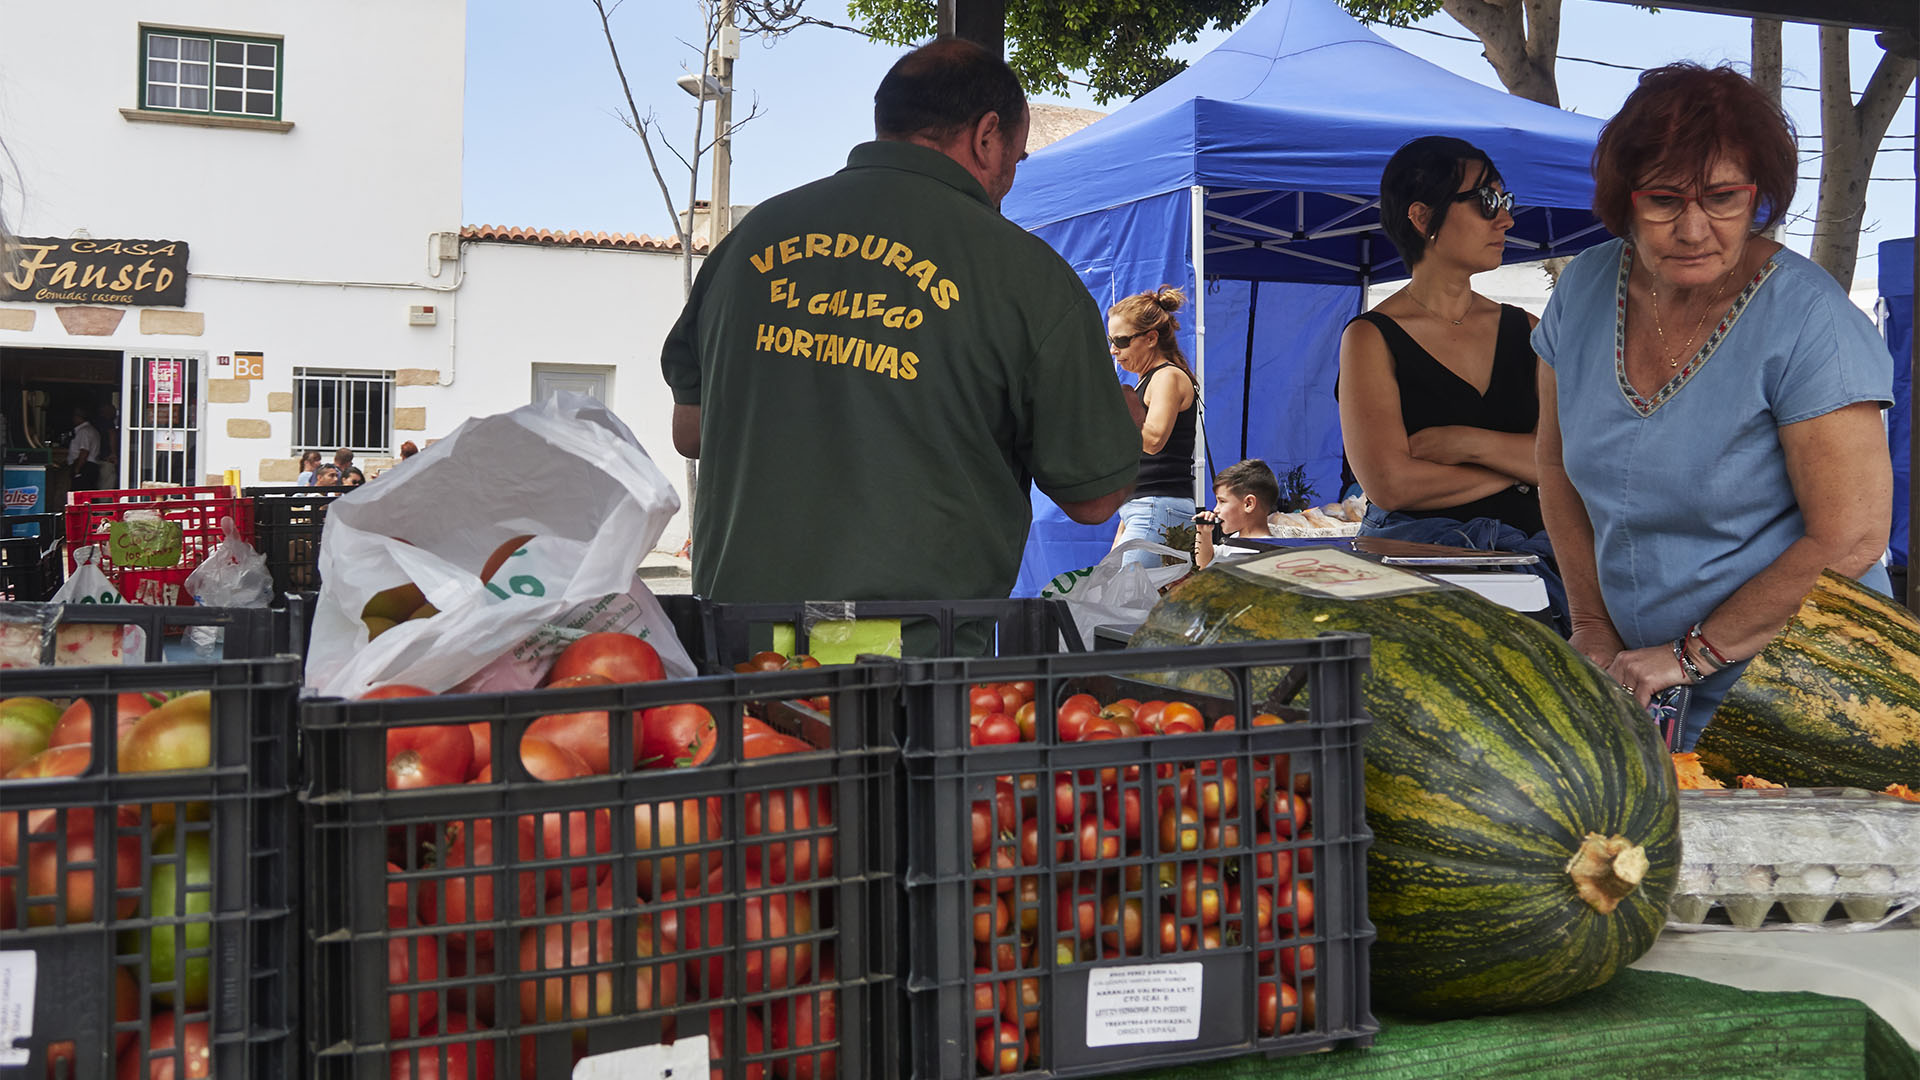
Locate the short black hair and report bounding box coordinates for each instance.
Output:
[1214,459,1280,514]
[874,36,1025,143]
[1379,136,1503,269]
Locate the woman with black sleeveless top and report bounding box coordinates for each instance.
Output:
[1338,136,1567,628]
[1109,286,1198,570]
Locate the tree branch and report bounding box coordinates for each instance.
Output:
[1855,46,1918,161]
[592,0,691,254]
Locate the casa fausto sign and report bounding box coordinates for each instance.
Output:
[1,237,190,306]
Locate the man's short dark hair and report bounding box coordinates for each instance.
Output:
[874,36,1025,144]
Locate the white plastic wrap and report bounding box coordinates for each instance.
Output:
[1669,788,1920,932]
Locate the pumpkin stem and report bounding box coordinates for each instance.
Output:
[1564,832,1649,915]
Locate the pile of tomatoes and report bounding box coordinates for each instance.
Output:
[962,687,1322,1075]
[0,687,239,1078]
[368,634,847,1079]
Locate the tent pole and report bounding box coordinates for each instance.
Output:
[1191,184,1209,507]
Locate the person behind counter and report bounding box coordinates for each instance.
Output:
[1109,286,1199,570]
[65,405,101,491]
[1534,63,1892,750]
[1192,458,1278,570]
[1337,136,1566,629]
[660,37,1138,603]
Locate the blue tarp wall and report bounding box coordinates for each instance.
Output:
[1883,237,1915,566]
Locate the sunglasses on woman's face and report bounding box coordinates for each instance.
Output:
[1451,184,1517,220]
[1108,333,1138,349]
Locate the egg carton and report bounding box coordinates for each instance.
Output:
[1670,788,1920,931]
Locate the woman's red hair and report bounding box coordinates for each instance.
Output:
[1591,63,1797,238]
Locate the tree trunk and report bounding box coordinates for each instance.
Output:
[1810,27,1918,291]
[1752,19,1783,239]
[1440,0,1561,107]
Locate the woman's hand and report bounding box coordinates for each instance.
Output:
[1605,643,1687,710]
[1568,622,1625,670]
[1405,425,1480,465]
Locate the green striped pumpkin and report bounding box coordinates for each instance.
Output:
[1130,551,1678,1018]
[1696,571,1920,790]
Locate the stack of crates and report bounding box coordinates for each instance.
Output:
[0,606,301,1078]
[1,512,65,601]
[63,487,254,606]
[245,487,350,600]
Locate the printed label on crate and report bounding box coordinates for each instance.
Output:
[573,1036,706,1079]
[0,950,37,1066]
[1232,548,1439,600]
[1084,962,1204,1047]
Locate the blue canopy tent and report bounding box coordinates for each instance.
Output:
[1882,237,1915,567]
[1002,0,1615,596]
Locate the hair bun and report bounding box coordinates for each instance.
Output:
[1154,286,1186,313]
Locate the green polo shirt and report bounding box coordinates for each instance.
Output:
[661,140,1138,602]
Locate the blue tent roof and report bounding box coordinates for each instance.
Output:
[1004,0,1611,284]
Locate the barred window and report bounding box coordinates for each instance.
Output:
[293,369,393,454]
[142,28,281,119]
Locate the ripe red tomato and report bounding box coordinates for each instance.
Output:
[1131,700,1168,734]
[735,650,790,673]
[634,795,724,899]
[117,1010,211,1079]
[1257,980,1300,1036]
[639,703,717,768]
[1276,879,1316,934]
[1173,862,1224,925]
[745,785,833,886]
[769,985,839,1080]
[4,743,92,781]
[1159,805,1203,854]
[1268,790,1312,839]
[968,686,1003,719]
[517,879,678,1024]
[386,724,474,791]
[524,712,611,775]
[465,721,492,780]
[976,1021,1027,1075]
[1280,942,1316,979]
[972,889,1010,942]
[388,928,441,1038]
[1160,702,1205,734]
[1056,883,1098,942]
[363,684,434,700]
[661,868,814,997]
[1,805,141,928]
[49,692,158,754]
[1100,895,1145,957]
[1101,786,1144,840]
[548,632,664,685]
[1012,701,1037,741]
[706,1008,767,1080]
[1056,693,1100,741]
[972,713,1020,746]
[1159,913,1197,953]
[388,1014,496,1080]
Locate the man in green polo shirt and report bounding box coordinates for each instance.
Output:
[661,37,1138,603]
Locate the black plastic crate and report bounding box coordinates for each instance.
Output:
[1,602,281,665]
[0,656,303,1079]
[2,512,65,601]
[246,487,352,600]
[299,661,904,1079]
[896,636,1376,1078]
[696,598,1085,674]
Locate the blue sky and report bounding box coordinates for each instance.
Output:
[463,0,1915,285]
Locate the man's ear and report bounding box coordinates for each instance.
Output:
[971,110,1003,161]
[1408,201,1433,239]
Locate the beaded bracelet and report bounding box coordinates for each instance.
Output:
[1672,638,1706,684]
[1688,622,1732,669]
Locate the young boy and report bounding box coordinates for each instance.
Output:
[1193,459,1279,569]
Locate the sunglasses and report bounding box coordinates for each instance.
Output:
[1451,184,1517,220]
[1108,332,1141,349]
[1630,183,1757,224]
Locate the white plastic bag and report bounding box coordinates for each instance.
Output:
[1040,539,1191,647]
[183,517,275,655]
[41,547,143,664]
[305,393,693,696]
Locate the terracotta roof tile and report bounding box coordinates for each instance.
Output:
[461,224,709,253]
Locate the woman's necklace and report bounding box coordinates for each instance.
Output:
[1648,261,1738,368]
[1404,289,1470,326]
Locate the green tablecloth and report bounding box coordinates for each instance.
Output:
[1127,970,1920,1080]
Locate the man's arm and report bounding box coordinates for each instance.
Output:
[672,404,701,460]
[1057,485,1133,525]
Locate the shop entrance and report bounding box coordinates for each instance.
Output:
[2,346,124,509]
[123,351,205,487]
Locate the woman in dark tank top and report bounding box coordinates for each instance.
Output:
[1109,286,1199,570]
[1338,136,1566,628]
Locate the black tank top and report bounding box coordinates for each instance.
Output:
[1133,363,1199,499]
[1345,305,1544,533]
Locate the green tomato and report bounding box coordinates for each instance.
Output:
[0,697,62,775]
[121,825,213,1009]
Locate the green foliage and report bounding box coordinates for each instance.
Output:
[1278,463,1316,513]
[851,0,1272,103]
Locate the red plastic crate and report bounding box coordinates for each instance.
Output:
[63,487,254,596]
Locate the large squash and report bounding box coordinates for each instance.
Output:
[1131,549,1678,1018]
[1695,571,1920,790]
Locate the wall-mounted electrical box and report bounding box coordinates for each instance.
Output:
[433,231,460,261]
[409,305,438,326]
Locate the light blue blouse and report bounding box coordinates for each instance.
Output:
[1533,237,1893,653]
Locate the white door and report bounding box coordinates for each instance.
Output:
[532,364,613,405]
[123,350,206,488]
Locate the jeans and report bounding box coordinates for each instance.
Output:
[1358,504,1570,635]
[1115,495,1196,570]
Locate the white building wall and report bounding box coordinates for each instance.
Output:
[1,0,466,488]
[449,241,697,548]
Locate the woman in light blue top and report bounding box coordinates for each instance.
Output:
[1533,63,1892,750]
